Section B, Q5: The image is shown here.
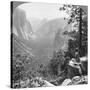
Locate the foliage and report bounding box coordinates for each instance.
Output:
[48,50,65,76]
[60,5,86,24]
[60,4,88,57]
[12,53,51,88]
[12,4,88,88]
[48,5,88,80]
[12,54,31,82]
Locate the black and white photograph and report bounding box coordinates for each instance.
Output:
[11,1,88,88]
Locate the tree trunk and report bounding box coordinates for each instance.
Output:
[79,8,82,57]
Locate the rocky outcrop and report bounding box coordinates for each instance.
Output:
[61,75,88,86]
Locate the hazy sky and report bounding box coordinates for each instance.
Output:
[18,2,68,20]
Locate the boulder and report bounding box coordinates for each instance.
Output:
[61,79,72,86]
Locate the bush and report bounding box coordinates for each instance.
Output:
[48,50,65,76]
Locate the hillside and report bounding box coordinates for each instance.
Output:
[12,33,34,56]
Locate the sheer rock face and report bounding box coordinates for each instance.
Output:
[13,8,33,40]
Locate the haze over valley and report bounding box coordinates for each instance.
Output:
[12,3,71,64]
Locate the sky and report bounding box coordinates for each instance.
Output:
[18,2,68,20]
